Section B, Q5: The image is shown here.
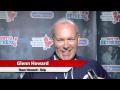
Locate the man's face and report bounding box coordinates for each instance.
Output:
[52,23,80,60]
[108,46,113,54]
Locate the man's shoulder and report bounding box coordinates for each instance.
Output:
[44,57,53,60]
[76,55,96,61]
[76,55,100,66]
[44,53,54,60]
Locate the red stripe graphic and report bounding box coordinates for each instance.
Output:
[0,60,87,67]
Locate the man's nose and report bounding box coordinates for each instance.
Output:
[63,40,69,49]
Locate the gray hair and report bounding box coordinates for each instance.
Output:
[51,17,79,37]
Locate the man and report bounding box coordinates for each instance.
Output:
[102,46,117,65]
[20,17,111,79]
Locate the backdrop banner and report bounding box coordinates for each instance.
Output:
[97,11,120,79]
[0,11,96,79]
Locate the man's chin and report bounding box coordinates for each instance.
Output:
[62,59,71,60]
[61,57,72,60]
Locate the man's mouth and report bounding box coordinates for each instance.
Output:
[62,51,70,56]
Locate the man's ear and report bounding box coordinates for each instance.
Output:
[51,36,54,44]
[77,34,80,42]
[51,36,54,41]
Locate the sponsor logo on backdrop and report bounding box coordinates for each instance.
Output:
[30,34,53,50]
[30,11,54,19]
[100,11,120,24]
[78,38,89,46]
[102,65,120,72]
[66,11,89,21]
[0,11,17,22]
[100,37,120,47]
[0,36,18,47]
